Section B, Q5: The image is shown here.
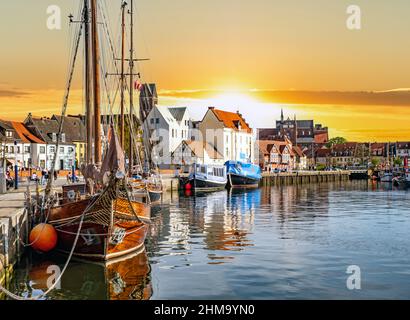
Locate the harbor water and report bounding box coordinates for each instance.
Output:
[4,180,410,300]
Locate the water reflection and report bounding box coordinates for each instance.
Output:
[7,180,410,299]
[9,250,152,300]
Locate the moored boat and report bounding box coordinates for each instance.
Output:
[225,160,262,188]
[186,164,227,191]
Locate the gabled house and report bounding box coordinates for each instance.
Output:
[256,137,305,172]
[0,119,45,169]
[198,107,253,163]
[171,140,224,168]
[24,114,77,170]
[143,106,191,165]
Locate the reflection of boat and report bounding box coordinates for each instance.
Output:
[28,250,152,300]
[379,170,393,182]
[225,161,261,188]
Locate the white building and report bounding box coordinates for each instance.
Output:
[0,120,46,169]
[144,106,191,165]
[171,140,224,168]
[24,115,77,170]
[198,107,254,163]
[397,142,410,158]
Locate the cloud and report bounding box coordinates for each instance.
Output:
[159,89,410,106]
[0,88,29,98]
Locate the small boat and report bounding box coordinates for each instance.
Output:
[225,161,262,188]
[187,164,227,191]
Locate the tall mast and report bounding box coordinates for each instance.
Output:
[91,0,102,164]
[129,0,134,175]
[120,1,127,148]
[84,0,93,164]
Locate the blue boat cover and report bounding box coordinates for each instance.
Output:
[225,161,262,180]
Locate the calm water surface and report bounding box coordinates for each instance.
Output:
[5,180,410,299]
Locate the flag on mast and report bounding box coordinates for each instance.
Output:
[134,80,143,91]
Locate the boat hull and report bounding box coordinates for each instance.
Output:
[48,197,150,261]
[148,190,162,203]
[190,177,227,191]
[227,173,260,188]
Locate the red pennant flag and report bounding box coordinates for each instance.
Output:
[134,80,143,91]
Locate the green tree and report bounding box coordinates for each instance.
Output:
[371,158,380,168]
[326,137,347,148]
[393,157,403,166]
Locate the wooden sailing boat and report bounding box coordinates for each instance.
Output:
[43,0,151,261]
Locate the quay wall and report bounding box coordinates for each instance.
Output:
[261,171,354,186]
[0,208,28,297]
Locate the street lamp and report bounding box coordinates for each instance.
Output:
[14,140,18,189]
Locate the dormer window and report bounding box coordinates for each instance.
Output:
[5,131,12,138]
[61,133,66,143]
[52,133,57,142]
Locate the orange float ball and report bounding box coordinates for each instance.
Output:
[29,223,58,253]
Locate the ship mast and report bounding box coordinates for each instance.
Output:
[91,0,102,164]
[129,0,135,175]
[84,0,93,164]
[120,1,127,148]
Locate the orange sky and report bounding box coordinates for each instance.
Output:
[0,0,409,141]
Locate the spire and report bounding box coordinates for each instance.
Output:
[281,108,284,122]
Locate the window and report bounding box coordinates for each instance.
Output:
[5,131,12,138]
[226,135,229,144]
[40,146,46,154]
[150,118,154,124]
[52,133,57,142]
[68,147,74,153]
[9,146,14,153]
[60,147,64,154]
[156,118,159,124]
[17,147,21,153]
[61,133,66,143]
[171,129,174,138]
[25,146,30,153]
[49,146,56,153]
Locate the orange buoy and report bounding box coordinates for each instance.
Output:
[29,223,58,253]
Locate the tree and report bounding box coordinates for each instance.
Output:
[326,137,347,148]
[393,157,403,166]
[371,158,380,168]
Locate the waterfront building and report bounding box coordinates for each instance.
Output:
[257,109,329,149]
[171,140,224,168]
[144,106,191,164]
[396,142,410,158]
[256,137,306,171]
[0,119,46,169]
[315,148,332,167]
[24,114,78,170]
[198,107,253,163]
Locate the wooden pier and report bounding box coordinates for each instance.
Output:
[261,170,365,186]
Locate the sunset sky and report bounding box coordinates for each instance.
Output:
[0,0,409,141]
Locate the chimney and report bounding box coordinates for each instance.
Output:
[208,106,215,110]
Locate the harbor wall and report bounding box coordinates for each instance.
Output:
[0,208,28,297]
[261,171,352,186]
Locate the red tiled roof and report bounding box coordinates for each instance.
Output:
[316,148,331,157]
[292,146,305,157]
[11,122,45,144]
[210,108,252,133]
